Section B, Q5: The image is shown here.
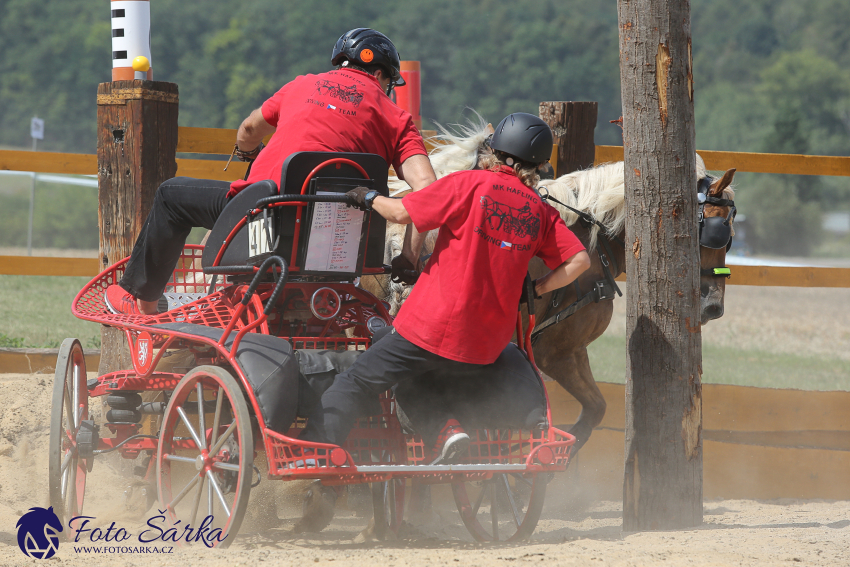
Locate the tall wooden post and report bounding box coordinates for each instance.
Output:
[539,102,598,177]
[96,80,178,375]
[618,0,702,530]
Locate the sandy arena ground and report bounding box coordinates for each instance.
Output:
[0,369,848,566]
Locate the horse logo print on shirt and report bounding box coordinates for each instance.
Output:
[314,79,364,107]
[16,507,63,559]
[479,196,541,241]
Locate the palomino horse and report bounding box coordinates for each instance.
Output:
[363,117,736,452]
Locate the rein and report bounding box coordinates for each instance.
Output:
[531,190,623,342]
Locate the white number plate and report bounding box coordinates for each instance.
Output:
[248,216,273,258]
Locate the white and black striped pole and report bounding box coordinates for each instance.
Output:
[110,0,152,81]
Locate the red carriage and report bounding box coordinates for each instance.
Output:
[49,152,575,545]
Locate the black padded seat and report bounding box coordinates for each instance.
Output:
[201,152,389,273]
[152,322,299,434]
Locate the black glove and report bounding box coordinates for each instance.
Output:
[391,254,419,285]
[345,186,372,211]
[519,278,542,305]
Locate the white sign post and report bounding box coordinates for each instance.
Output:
[28,117,44,255]
[30,117,44,149]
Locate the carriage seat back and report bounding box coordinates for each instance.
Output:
[201,152,389,275]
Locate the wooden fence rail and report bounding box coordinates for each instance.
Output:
[2,255,848,287]
[594,145,850,176]
[3,126,850,178]
[2,127,850,285]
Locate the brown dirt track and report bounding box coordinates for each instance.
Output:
[0,370,848,566]
[1,284,849,565]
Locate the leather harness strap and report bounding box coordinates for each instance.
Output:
[531,192,623,343]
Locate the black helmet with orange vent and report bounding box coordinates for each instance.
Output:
[331,28,406,89]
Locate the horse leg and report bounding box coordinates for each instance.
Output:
[548,347,607,453]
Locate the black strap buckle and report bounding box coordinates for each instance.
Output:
[594,280,616,302]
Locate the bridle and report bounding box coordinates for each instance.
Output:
[530,175,736,342]
[697,175,736,279]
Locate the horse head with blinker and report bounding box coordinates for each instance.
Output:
[696,167,736,324]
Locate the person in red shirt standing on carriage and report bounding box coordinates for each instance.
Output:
[300,113,591,464]
[104,28,436,315]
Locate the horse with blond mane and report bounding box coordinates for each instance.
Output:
[362,115,736,452]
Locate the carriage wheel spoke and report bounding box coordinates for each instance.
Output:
[471,482,487,517]
[169,473,201,509]
[177,407,205,450]
[190,475,206,527]
[72,365,80,430]
[510,473,533,487]
[489,482,499,539]
[206,470,231,517]
[63,382,74,430]
[211,462,240,472]
[67,459,78,513]
[208,476,213,518]
[209,421,236,458]
[210,387,224,449]
[164,454,196,465]
[60,451,73,474]
[500,474,522,528]
[196,383,207,451]
[61,462,70,500]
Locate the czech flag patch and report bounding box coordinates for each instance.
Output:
[327,104,337,110]
[500,241,512,249]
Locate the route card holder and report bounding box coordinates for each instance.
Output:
[295,177,374,277]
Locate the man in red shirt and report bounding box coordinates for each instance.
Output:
[301,113,591,463]
[104,28,435,315]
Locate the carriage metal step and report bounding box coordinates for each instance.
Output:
[353,463,529,473]
[162,292,209,311]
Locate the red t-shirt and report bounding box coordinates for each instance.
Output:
[393,167,586,364]
[229,68,426,196]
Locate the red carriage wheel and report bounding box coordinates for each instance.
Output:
[310,287,342,320]
[157,366,253,548]
[48,338,89,527]
[452,472,547,541]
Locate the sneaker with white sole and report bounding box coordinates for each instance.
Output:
[104,285,167,315]
[429,419,470,465]
[104,284,142,315]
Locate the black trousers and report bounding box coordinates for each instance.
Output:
[301,329,547,447]
[118,177,230,301]
[301,329,485,446]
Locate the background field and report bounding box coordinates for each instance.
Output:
[2,271,847,391]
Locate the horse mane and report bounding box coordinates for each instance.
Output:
[388,112,489,196]
[538,162,626,249]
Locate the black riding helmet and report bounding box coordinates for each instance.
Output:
[331,28,406,90]
[490,113,554,164]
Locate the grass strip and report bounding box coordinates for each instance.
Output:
[587,333,850,391]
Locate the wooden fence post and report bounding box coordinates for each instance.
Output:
[618,0,702,530]
[96,80,178,375]
[539,101,598,177]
